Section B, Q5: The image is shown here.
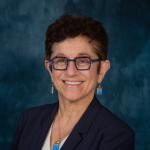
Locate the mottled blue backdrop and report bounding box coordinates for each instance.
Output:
[0,0,150,149]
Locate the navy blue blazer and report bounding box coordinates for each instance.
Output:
[12,96,134,150]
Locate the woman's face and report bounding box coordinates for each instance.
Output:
[45,36,110,103]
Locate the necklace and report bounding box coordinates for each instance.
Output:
[51,112,62,150]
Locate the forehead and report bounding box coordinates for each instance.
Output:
[51,36,97,58]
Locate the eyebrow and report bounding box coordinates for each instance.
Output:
[53,53,65,57]
[53,52,91,57]
[77,52,91,56]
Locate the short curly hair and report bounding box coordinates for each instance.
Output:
[45,15,108,60]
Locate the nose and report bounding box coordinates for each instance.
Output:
[65,60,78,76]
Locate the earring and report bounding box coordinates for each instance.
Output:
[97,82,102,95]
[51,83,54,94]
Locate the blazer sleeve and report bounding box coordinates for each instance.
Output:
[98,126,135,150]
[11,111,28,150]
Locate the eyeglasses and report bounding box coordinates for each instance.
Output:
[49,56,100,70]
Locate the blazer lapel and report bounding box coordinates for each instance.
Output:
[61,96,101,150]
[61,129,82,150]
[34,103,59,150]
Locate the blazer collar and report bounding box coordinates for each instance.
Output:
[74,95,101,133]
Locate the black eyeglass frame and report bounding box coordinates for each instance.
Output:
[48,56,100,71]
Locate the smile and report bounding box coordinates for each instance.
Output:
[63,80,83,85]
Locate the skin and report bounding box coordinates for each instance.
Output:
[45,35,110,147]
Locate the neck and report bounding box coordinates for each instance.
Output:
[57,94,94,119]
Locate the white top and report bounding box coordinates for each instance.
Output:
[42,124,68,150]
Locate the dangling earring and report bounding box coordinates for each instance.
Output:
[97,82,102,95]
[51,83,54,94]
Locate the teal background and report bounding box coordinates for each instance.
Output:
[0,0,150,149]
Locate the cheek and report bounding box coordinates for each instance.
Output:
[51,72,65,90]
[91,66,99,78]
[50,72,59,84]
[85,69,99,86]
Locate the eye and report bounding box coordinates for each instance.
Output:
[53,57,66,64]
[76,57,90,65]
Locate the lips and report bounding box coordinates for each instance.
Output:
[63,80,83,86]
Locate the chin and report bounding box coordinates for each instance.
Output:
[64,95,82,102]
[58,91,92,103]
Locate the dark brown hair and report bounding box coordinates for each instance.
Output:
[45,15,108,60]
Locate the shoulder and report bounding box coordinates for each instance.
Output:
[24,103,57,115]
[11,103,58,149]
[21,103,57,125]
[94,99,134,148]
[96,100,134,134]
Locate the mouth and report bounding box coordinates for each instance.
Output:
[63,80,83,86]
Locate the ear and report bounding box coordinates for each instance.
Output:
[98,60,110,82]
[44,60,52,76]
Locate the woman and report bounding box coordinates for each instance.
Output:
[12,15,134,150]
